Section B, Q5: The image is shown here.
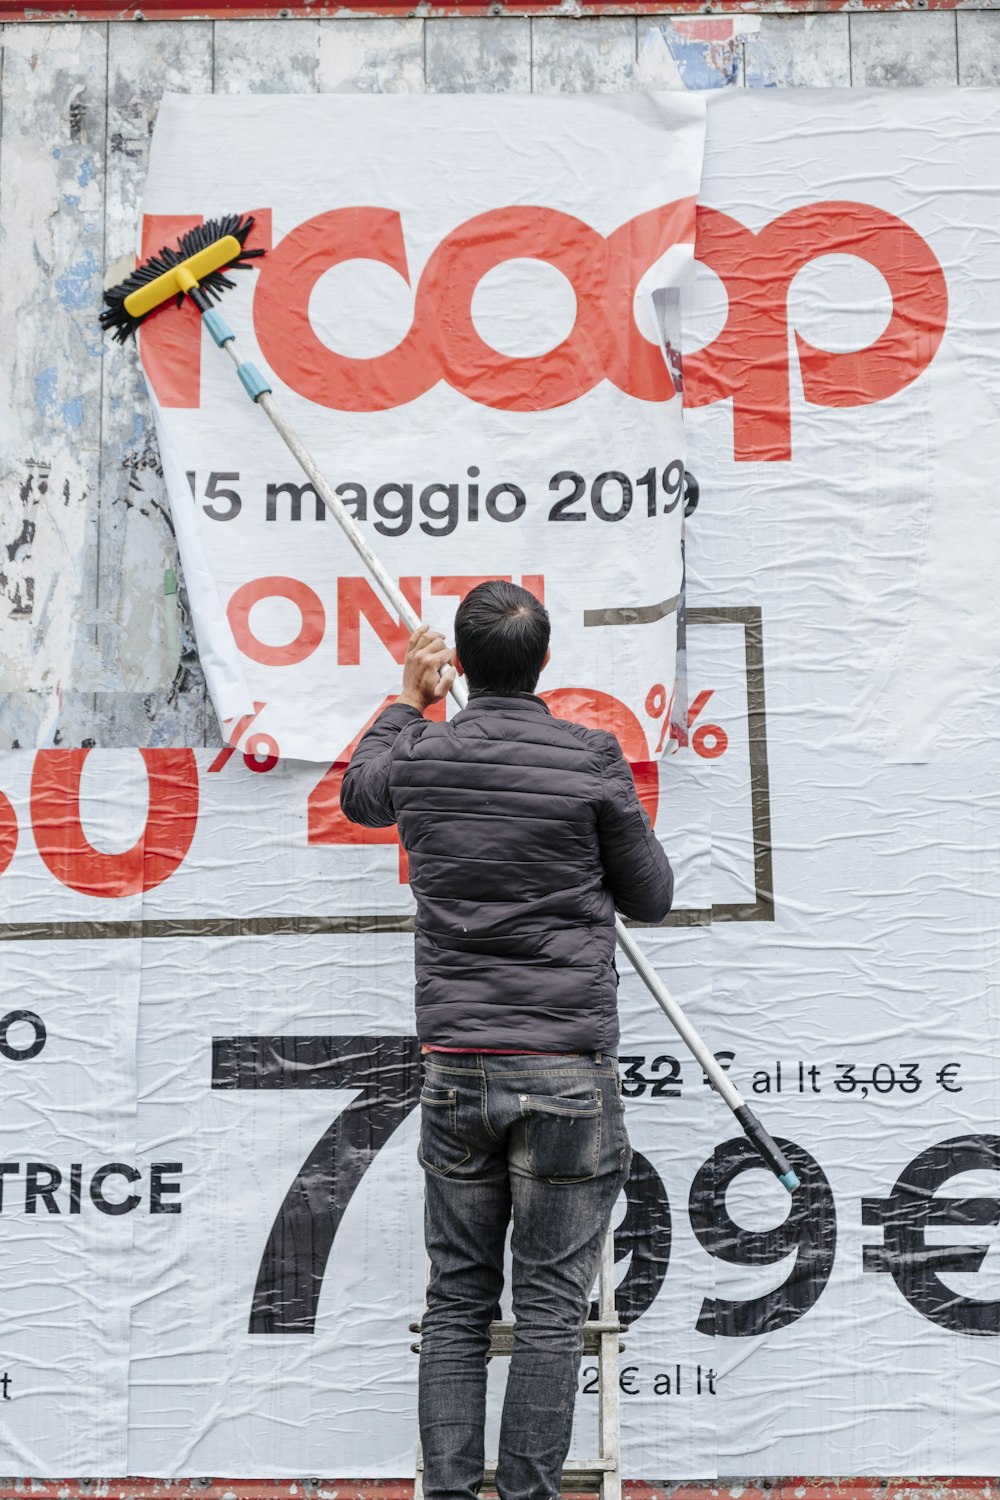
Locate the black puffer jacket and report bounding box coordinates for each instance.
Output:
[340,693,674,1052]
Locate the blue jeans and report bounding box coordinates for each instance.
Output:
[417,1051,631,1500]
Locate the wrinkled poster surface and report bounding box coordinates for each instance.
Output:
[141,92,704,758]
[1,89,1000,1478]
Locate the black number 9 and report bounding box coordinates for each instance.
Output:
[590,1150,671,1327]
[688,1136,836,1337]
[661,460,685,513]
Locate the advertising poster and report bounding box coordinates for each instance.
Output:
[1,89,998,1478]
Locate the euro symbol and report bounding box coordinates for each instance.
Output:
[936,1062,963,1092]
[862,1135,1000,1335]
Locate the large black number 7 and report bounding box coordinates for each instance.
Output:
[212,1034,422,1334]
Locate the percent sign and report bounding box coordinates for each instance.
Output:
[208,703,280,774]
[645,686,728,759]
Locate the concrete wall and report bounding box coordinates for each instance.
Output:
[2,6,999,750]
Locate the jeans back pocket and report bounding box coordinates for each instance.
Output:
[419,1085,472,1176]
[519,1092,602,1183]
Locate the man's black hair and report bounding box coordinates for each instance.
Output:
[455,580,550,697]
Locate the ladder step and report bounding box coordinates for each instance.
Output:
[482,1459,616,1490]
[486,1326,622,1356]
[409,1319,623,1336]
[489,1320,622,1335]
[410,1320,624,1357]
[558,1460,619,1474]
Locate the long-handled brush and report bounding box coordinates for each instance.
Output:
[102,214,799,1194]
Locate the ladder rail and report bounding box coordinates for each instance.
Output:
[596,1227,623,1500]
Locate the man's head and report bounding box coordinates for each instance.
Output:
[454,580,551,697]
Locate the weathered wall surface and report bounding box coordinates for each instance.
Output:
[2,6,999,750]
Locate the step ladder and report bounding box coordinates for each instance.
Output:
[411,1226,623,1500]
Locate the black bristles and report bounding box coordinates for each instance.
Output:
[100,212,265,342]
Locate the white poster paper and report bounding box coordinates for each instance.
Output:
[140,92,705,761]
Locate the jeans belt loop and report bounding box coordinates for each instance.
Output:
[594,1050,602,1065]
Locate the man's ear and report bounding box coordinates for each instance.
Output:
[540,647,551,673]
[454,652,465,678]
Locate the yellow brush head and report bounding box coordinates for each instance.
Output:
[123,234,242,320]
[100,213,264,342]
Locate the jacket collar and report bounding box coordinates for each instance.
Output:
[462,692,551,715]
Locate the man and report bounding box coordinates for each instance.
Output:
[341,580,673,1500]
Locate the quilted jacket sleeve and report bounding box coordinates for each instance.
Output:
[596,736,674,922]
[340,702,424,829]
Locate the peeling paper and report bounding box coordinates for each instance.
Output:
[141,91,705,762]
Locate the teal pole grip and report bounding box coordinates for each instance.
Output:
[237,362,272,403]
[203,308,235,347]
[734,1105,800,1193]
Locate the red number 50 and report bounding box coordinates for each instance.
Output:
[28,749,198,898]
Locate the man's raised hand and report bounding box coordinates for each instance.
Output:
[397,626,456,713]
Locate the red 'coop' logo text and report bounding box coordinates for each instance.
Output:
[139,199,947,463]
